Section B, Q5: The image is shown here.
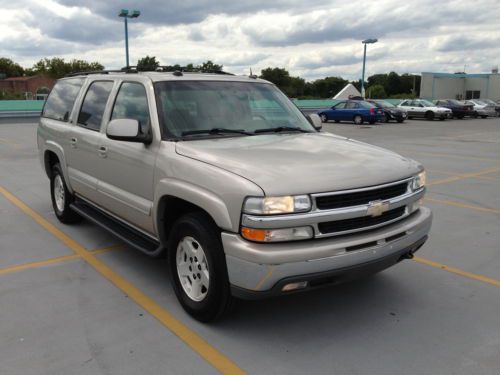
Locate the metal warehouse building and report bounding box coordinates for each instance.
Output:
[420,71,500,100]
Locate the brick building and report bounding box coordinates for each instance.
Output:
[0,75,55,100]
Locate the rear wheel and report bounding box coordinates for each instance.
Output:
[481,115,488,118]
[50,163,81,224]
[320,114,328,123]
[425,111,435,120]
[353,115,363,125]
[168,212,232,322]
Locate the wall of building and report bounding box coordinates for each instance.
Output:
[420,73,500,100]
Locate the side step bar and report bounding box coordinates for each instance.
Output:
[70,200,164,257]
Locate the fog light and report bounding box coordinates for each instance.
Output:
[282,281,308,292]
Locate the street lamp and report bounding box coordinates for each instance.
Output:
[361,38,378,98]
[118,9,141,67]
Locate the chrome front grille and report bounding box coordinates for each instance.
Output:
[241,177,424,239]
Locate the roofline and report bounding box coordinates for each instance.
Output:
[422,72,500,78]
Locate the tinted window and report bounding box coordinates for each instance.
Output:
[111,82,150,132]
[78,81,114,131]
[42,78,84,121]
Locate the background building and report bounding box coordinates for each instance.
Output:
[420,71,500,100]
[0,75,55,100]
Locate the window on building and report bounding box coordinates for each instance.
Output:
[42,78,84,122]
[77,81,114,131]
[465,90,480,100]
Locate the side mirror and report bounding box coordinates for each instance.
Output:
[106,118,152,144]
[307,113,322,131]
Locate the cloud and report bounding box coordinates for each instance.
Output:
[437,36,499,52]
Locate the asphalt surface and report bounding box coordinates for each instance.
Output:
[0,116,499,375]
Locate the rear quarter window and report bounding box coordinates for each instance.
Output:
[42,78,84,122]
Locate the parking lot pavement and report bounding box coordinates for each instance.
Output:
[0,117,499,375]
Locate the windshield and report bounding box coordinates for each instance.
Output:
[154,80,315,138]
[482,99,495,105]
[419,99,435,107]
[375,100,395,108]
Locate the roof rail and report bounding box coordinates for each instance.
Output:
[65,66,138,77]
[153,66,234,75]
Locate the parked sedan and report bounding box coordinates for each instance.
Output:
[479,99,500,116]
[318,100,384,125]
[398,99,452,120]
[366,99,407,123]
[463,100,496,118]
[434,99,474,119]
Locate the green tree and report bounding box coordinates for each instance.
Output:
[386,72,401,96]
[310,76,349,98]
[27,58,103,78]
[0,57,24,77]
[260,67,292,92]
[198,60,223,72]
[367,84,386,98]
[137,56,160,71]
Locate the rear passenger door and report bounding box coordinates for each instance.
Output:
[96,81,157,234]
[66,80,114,203]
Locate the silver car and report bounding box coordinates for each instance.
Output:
[38,70,432,321]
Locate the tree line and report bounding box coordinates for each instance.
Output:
[1,56,420,99]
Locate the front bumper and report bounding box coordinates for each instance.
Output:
[223,207,432,298]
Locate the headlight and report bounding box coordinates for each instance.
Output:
[241,226,314,242]
[412,171,426,191]
[243,195,311,215]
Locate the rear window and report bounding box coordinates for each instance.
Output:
[42,78,84,122]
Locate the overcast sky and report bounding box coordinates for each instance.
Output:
[1,0,499,80]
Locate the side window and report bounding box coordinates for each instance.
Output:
[42,78,84,122]
[334,102,346,109]
[345,102,357,109]
[77,81,114,131]
[111,82,150,131]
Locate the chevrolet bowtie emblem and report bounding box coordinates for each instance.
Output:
[367,201,389,217]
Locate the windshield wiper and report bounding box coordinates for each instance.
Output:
[181,128,253,136]
[254,126,312,134]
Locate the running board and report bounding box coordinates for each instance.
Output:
[70,200,163,256]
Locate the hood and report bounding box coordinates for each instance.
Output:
[175,133,422,196]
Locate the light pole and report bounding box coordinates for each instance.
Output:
[361,38,378,98]
[118,9,140,67]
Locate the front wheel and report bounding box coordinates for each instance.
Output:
[320,114,328,123]
[425,111,435,121]
[50,163,81,224]
[384,113,390,123]
[353,115,363,125]
[168,212,233,322]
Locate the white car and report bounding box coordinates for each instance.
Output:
[462,100,496,118]
[398,99,452,121]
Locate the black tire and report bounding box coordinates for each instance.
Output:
[425,111,435,121]
[473,112,479,118]
[407,116,413,119]
[439,117,445,121]
[397,119,404,123]
[481,115,488,118]
[320,114,328,123]
[353,115,363,125]
[457,115,464,119]
[50,163,81,224]
[384,113,390,123]
[334,120,340,123]
[168,212,232,322]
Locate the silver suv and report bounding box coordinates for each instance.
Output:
[38,70,432,321]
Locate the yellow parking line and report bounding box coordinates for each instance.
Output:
[0,254,81,276]
[414,257,500,287]
[424,197,500,214]
[0,185,245,375]
[428,166,500,186]
[90,243,126,254]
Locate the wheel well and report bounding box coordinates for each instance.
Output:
[44,151,59,177]
[157,196,217,248]
[425,110,434,117]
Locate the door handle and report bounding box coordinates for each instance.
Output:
[98,146,108,158]
[70,137,77,148]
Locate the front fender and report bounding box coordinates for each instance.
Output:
[153,178,233,233]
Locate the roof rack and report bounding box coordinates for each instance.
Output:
[153,66,234,76]
[65,66,138,77]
